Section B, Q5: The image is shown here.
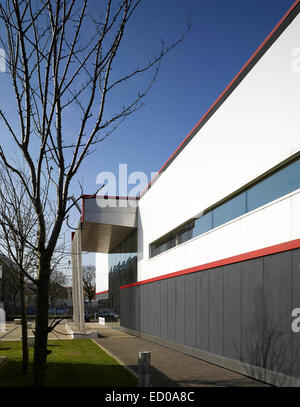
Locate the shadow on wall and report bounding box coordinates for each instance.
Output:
[240,289,299,386]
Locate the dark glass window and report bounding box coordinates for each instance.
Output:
[103,230,137,314]
[193,211,213,237]
[176,221,194,245]
[212,192,246,228]
[247,159,300,212]
[151,235,175,257]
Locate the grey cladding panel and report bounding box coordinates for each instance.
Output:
[148,283,155,336]
[167,278,176,341]
[126,288,131,329]
[160,280,168,340]
[223,263,242,360]
[195,271,209,351]
[291,248,300,378]
[175,276,185,345]
[134,286,141,332]
[152,282,161,338]
[123,287,130,329]
[139,285,144,333]
[241,258,264,366]
[121,247,298,381]
[264,251,292,375]
[208,267,224,356]
[142,284,150,335]
[184,274,196,347]
[130,286,136,330]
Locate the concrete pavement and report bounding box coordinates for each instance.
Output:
[0,320,73,342]
[86,322,270,387]
[0,320,270,387]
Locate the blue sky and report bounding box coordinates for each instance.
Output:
[0,0,296,268]
[74,0,296,197]
[0,0,296,195]
[79,0,296,264]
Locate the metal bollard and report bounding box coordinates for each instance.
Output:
[138,351,151,387]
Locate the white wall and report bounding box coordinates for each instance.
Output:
[138,190,300,281]
[137,12,300,282]
[95,253,109,294]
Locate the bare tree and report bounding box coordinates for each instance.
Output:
[0,165,38,375]
[0,163,69,375]
[49,269,69,313]
[0,0,189,386]
[82,265,95,311]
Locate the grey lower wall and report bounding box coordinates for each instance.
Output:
[120,248,300,385]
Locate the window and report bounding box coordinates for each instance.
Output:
[193,212,213,237]
[108,230,137,313]
[150,234,176,257]
[176,221,194,245]
[247,159,300,212]
[149,157,300,258]
[212,192,246,228]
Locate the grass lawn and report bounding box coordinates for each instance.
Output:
[0,339,137,387]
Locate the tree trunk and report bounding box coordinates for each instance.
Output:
[19,270,28,375]
[33,255,51,387]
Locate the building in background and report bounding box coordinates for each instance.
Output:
[0,254,20,317]
[72,1,300,386]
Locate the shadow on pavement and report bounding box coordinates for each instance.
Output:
[0,360,138,387]
[127,365,179,387]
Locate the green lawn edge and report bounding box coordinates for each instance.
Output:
[0,339,137,387]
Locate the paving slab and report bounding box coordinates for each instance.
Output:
[0,320,73,341]
[88,323,270,387]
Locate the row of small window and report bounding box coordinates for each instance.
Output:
[150,157,300,258]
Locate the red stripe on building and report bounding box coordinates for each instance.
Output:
[120,238,300,289]
[96,290,109,295]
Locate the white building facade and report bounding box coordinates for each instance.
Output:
[73,0,300,386]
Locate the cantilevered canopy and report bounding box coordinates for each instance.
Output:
[80,196,138,253]
[70,196,138,330]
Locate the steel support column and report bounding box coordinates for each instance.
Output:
[71,228,85,332]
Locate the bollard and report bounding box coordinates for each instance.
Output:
[138,351,151,387]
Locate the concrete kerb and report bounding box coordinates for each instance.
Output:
[91,338,138,381]
[65,323,99,339]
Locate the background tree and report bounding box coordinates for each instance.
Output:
[0,0,189,386]
[49,269,69,313]
[0,165,38,375]
[0,163,69,374]
[0,255,21,317]
[82,265,96,312]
